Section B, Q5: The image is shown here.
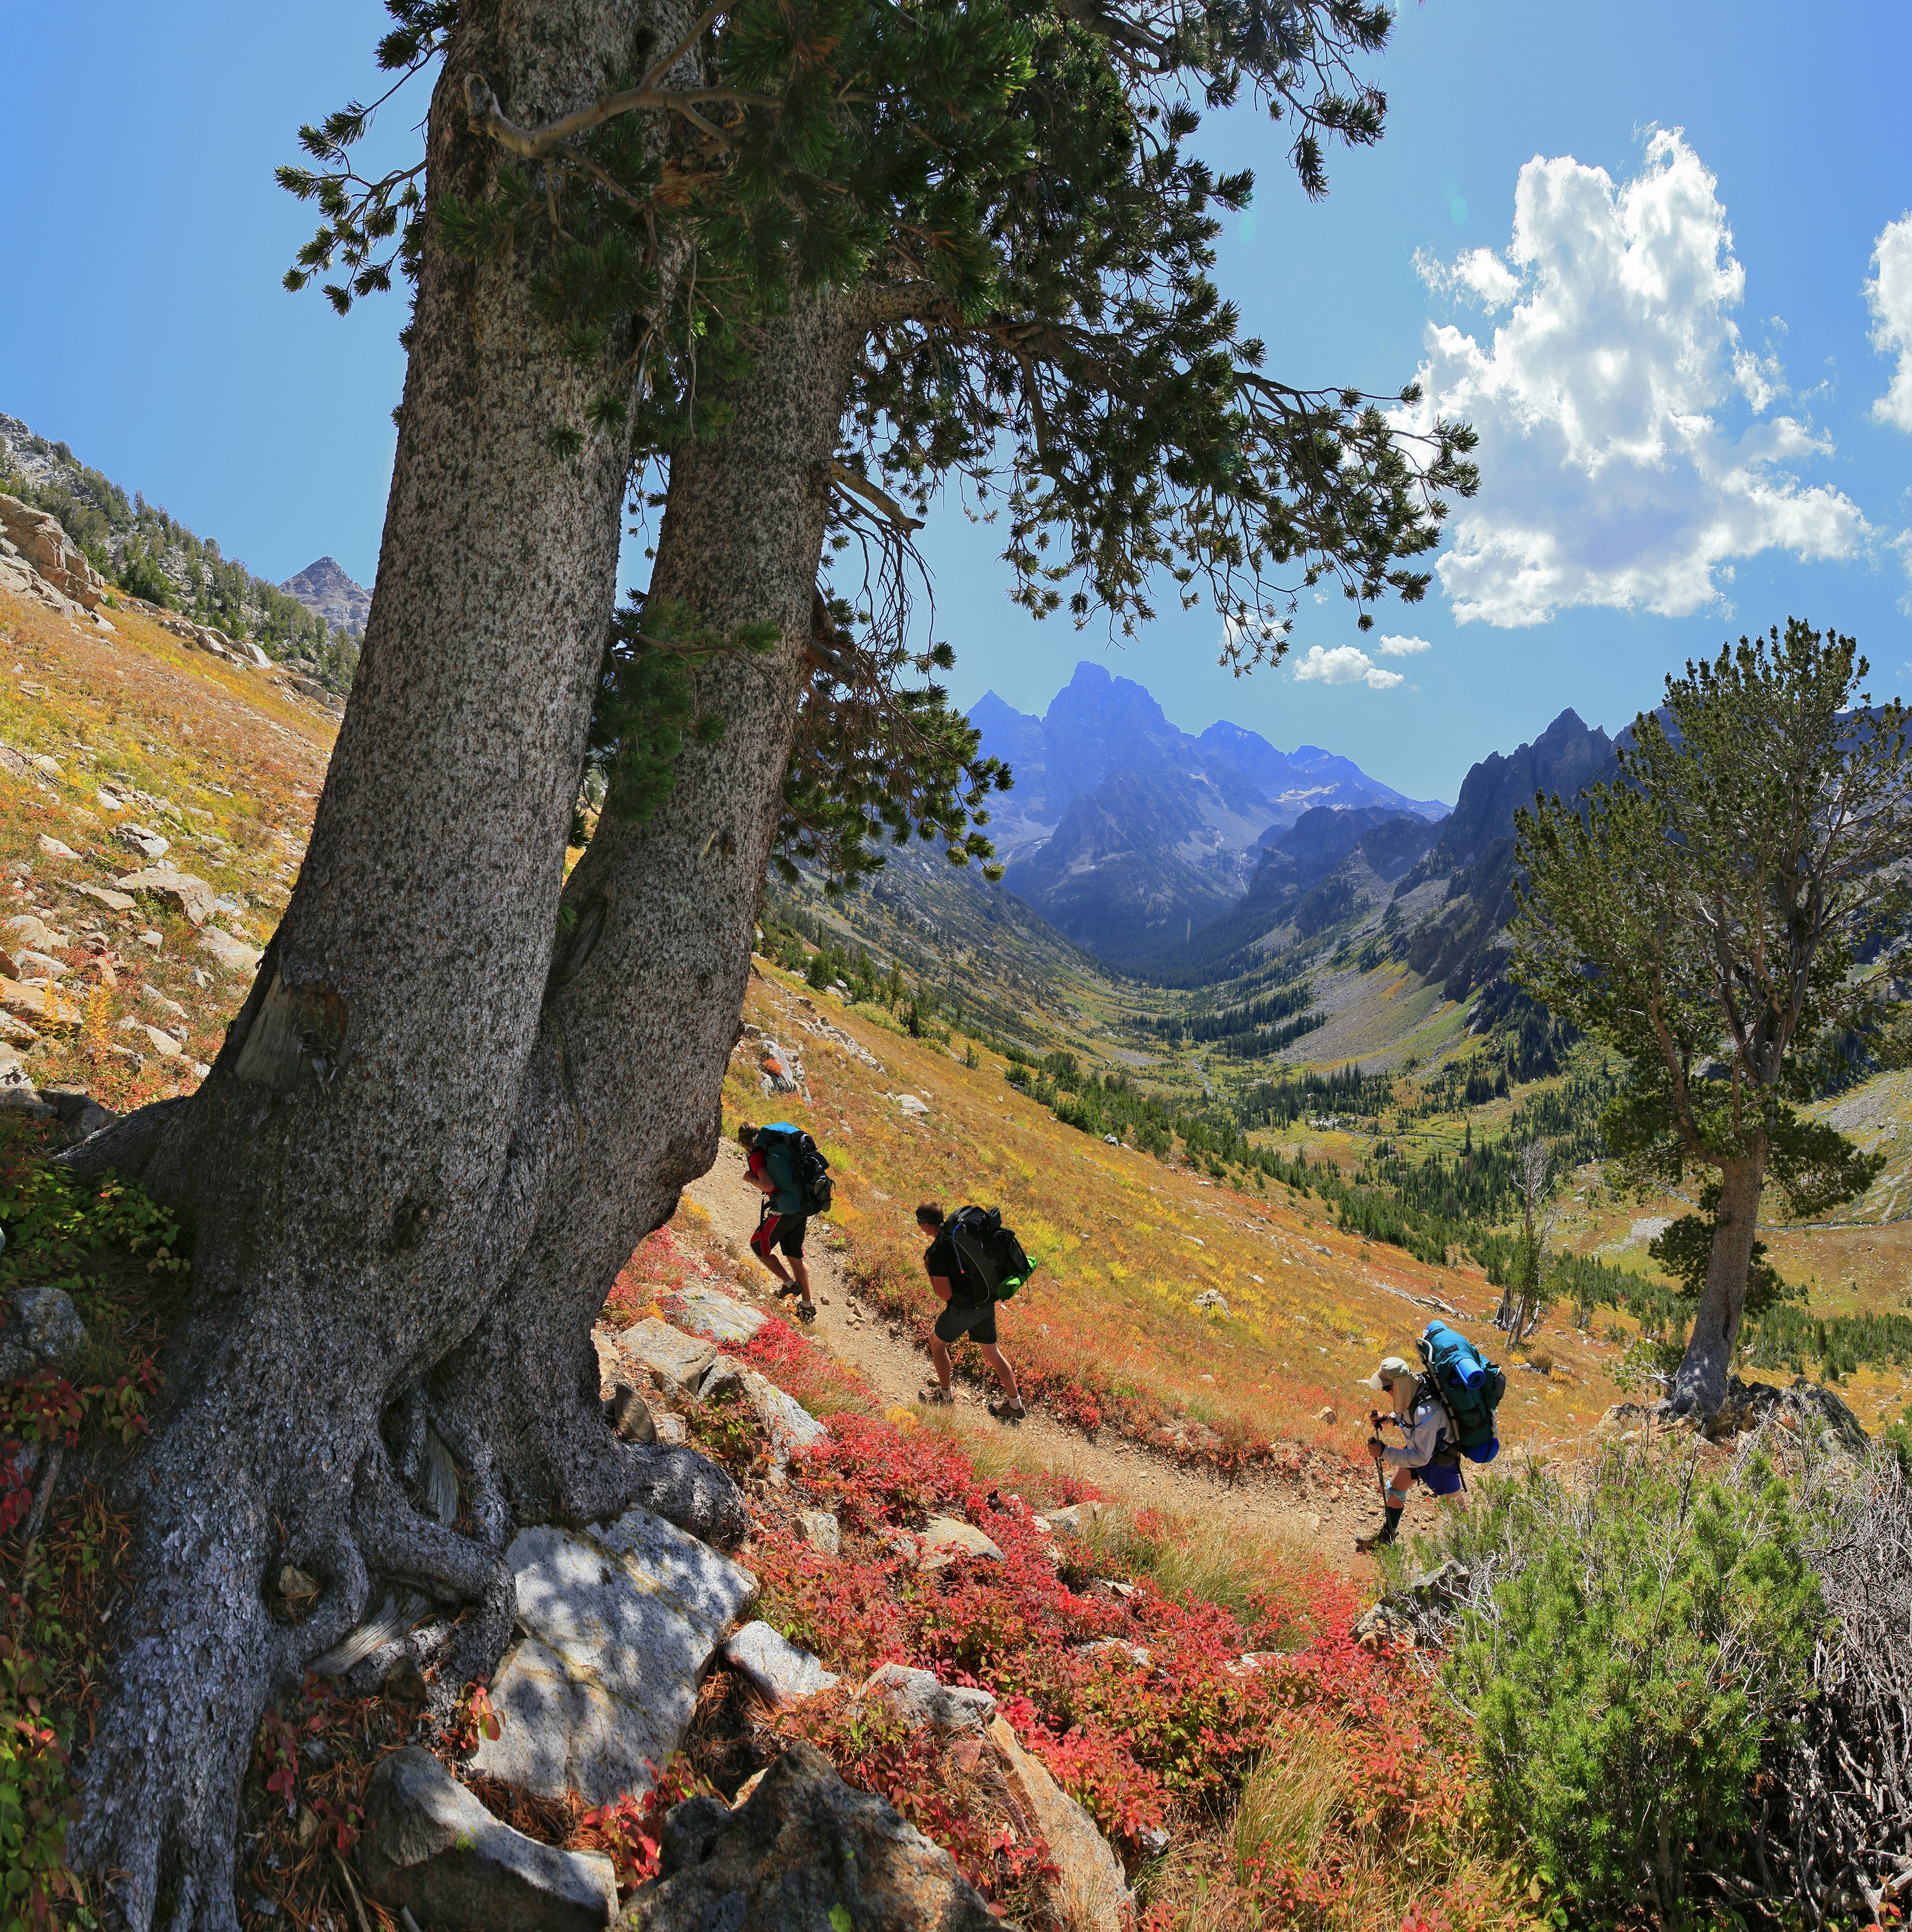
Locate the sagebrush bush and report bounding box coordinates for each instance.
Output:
[1437,1445,1822,1926]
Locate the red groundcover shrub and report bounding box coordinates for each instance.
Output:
[737,1317,1508,1931]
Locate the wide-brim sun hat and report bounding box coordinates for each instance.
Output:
[1359,1355,1415,1392]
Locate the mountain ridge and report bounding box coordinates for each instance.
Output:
[971,661,1449,961]
[0,411,360,691]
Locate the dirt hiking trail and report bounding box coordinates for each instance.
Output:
[685,1140,1399,1571]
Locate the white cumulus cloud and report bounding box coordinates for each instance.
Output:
[1868,213,1912,433]
[1376,634,1432,657]
[1290,644,1405,690]
[1395,129,1868,629]
[1415,244,1521,312]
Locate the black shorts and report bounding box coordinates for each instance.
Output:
[934,1300,997,1346]
[751,1212,807,1259]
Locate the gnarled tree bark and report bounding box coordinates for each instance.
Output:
[432,289,866,1520]
[59,4,774,1923]
[68,254,867,1932]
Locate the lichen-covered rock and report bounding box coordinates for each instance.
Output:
[357,1746,617,1931]
[622,1316,719,1392]
[700,1353,827,1467]
[1720,1375,1871,1454]
[793,1508,840,1558]
[473,1508,756,1805]
[741,1365,826,1461]
[604,1382,658,1444]
[617,1740,997,1931]
[0,1286,86,1380]
[196,925,261,975]
[115,867,215,925]
[917,1516,1003,1571]
[34,1086,115,1148]
[986,1715,1131,1931]
[0,977,78,1029]
[0,1058,51,1120]
[721,1620,838,1706]
[673,1283,767,1347]
[858,1663,996,1736]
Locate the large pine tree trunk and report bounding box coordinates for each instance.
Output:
[1671,1146,1768,1414]
[430,288,866,1526]
[62,6,748,1924]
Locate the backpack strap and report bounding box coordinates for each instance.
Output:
[1418,1372,1463,1448]
[947,1225,994,1300]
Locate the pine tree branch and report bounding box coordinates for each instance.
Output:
[830,462,924,532]
[462,65,774,163]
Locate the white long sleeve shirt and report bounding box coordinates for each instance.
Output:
[1381,1397,1447,1468]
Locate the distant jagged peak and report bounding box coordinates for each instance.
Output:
[1435,704,1617,868]
[281,556,371,634]
[969,660,1445,825]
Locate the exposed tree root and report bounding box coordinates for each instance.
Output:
[554,1424,749,1550]
[351,1437,517,1699]
[54,1093,190,1185]
[68,1467,367,1932]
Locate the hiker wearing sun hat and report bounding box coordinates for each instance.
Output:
[1354,1354,1463,1552]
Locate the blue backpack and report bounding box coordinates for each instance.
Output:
[1418,1320,1504,1464]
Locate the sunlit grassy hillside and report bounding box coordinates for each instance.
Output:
[11,575,1901,1453]
[0,587,333,1112]
[721,955,1639,1462]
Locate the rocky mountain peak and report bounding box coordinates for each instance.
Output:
[1434,705,1616,868]
[971,660,1451,968]
[281,556,370,635]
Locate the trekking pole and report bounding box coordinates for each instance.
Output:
[1367,1409,1389,1506]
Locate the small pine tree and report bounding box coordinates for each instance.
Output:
[1515,622,1912,1410]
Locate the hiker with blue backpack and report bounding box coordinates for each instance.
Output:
[914,1201,1035,1421]
[737,1122,834,1324]
[1355,1320,1504,1552]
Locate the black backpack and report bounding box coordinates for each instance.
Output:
[758,1123,834,1215]
[948,1206,1035,1302]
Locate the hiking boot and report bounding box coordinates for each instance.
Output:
[775,1281,805,1300]
[988,1397,1027,1423]
[918,1384,955,1405]
[1355,1509,1403,1554]
[795,1300,817,1325]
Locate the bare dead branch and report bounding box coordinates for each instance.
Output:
[463,65,774,162]
[830,461,925,532]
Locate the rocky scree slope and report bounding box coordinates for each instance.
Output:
[0,571,335,1123]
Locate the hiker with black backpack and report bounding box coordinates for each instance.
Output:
[1354,1320,1504,1552]
[914,1201,1032,1421]
[737,1122,834,1324]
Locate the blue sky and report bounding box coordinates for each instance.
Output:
[2,0,1908,802]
